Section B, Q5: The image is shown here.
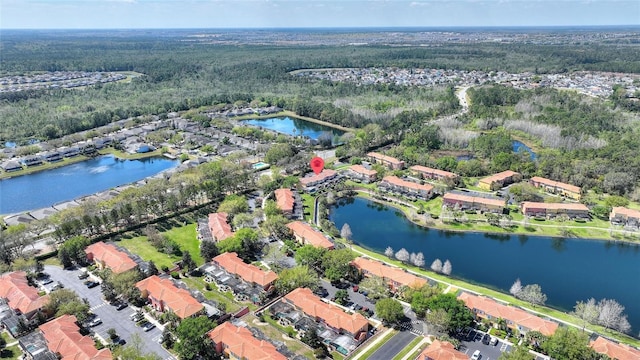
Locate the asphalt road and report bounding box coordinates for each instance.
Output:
[368,330,417,360]
[44,265,175,360]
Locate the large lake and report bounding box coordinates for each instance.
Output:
[0,155,178,214]
[242,117,345,145]
[330,197,640,335]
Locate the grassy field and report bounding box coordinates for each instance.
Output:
[0,345,21,360]
[244,314,316,359]
[301,193,316,223]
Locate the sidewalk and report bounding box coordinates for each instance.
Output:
[350,328,395,360]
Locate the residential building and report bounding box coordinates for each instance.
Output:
[442,193,505,213]
[478,170,522,191]
[282,288,369,341]
[590,336,640,360]
[521,201,590,219]
[1,160,22,172]
[379,176,433,200]
[274,188,295,216]
[610,207,640,227]
[351,257,427,292]
[458,292,558,336]
[208,212,234,241]
[417,339,467,360]
[367,152,404,170]
[212,252,278,291]
[529,176,582,200]
[286,221,334,249]
[345,164,378,183]
[135,275,204,319]
[299,169,339,191]
[0,271,49,324]
[410,165,459,182]
[208,322,286,360]
[84,241,137,274]
[39,314,112,360]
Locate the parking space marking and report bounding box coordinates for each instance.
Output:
[91,303,106,311]
[500,343,509,351]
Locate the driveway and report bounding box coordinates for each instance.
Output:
[368,330,417,360]
[44,265,175,360]
[458,329,512,360]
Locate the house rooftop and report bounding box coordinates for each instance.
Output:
[299,169,337,186]
[590,336,640,360]
[521,201,589,212]
[208,212,234,241]
[84,241,138,274]
[286,221,334,249]
[443,192,505,208]
[381,176,433,193]
[349,164,377,176]
[367,152,403,165]
[212,252,278,288]
[0,271,49,315]
[530,176,581,194]
[39,314,112,360]
[458,292,558,336]
[479,170,520,184]
[284,288,368,336]
[351,257,427,289]
[611,206,640,219]
[208,322,286,360]
[417,339,468,360]
[274,188,295,213]
[409,165,458,179]
[135,275,203,319]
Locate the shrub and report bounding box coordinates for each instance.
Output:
[170,272,180,279]
[161,266,170,273]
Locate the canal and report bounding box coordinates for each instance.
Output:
[329,197,640,335]
[0,154,178,214]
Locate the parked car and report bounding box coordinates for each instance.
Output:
[489,337,498,346]
[113,302,128,310]
[51,282,64,291]
[78,272,89,280]
[142,322,156,332]
[130,312,144,322]
[85,281,99,288]
[352,285,359,292]
[482,334,491,345]
[471,350,481,360]
[313,287,329,297]
[41,278,54,285]
[88,318,102,327]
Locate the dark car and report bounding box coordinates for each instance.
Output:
[114,302,128,310]
[85,281,99,288]
[482,334,491,345]
[313,287,329,297]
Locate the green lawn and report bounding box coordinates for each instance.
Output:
[117,223,202,269]
[301,193,316,223]
[0,345,21,360]
[180,277,241,313]
[392,336,424,360]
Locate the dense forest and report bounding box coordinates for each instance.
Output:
[2,30,640,198]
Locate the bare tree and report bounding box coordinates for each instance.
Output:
[430,259,442,272]
[395,248,410,263]
[442,260,452,275]
[597,298,631,333]
[572,298,599,332]
[410,252,417,265]
[520,284,547,307]
[340,223,352,240]
[384,246,394,258]
[509,278,522,297]
[413,252,425,268]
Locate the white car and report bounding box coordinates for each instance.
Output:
[470,350,481,360]
[88,318,102,327]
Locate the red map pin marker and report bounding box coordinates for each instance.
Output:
[310,157,325,174]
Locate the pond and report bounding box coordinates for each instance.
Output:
[512,140,537,160]
[242,117,345,145]
[330,197,640,335]
[0,155,178,214]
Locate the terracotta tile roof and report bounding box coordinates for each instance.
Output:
[442,192,505,208]
[208,322,286,360]
[530,176,581,194]
[135,275,203,319]
[84,241,137,274]
[284,288,369,336]
[367,152,403,166]
[521,201,589,213]
[0,271,49,314]
[274,188,295,213]
[299,169,337,186]
[410,165,458,179]
[208,212,234,241]
[286,221,334,249]
[458,292,558,336]
[39,315,112,360]
[212,252,278,288]
[418,340,468,360]
[348,164,378,177]
[351,257,427,289]
[381,176,433,193]
[611,206,640,220]
[590,336,640,360]
[479,170,520,185]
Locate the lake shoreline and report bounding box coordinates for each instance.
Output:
[352,191,640,246]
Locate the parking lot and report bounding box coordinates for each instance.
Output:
[458,329,512,360]
[320,279,377,316]
[44,265,175,360]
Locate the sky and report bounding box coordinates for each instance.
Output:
[1,0,639,29]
